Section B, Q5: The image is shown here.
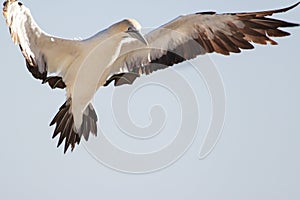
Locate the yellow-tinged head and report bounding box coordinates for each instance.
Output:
[112,19,141,32]
[125,18,142,31]
[110,18,148,45]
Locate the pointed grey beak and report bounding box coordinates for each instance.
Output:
[127,30,148,46]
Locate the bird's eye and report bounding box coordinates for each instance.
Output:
[127,27,134,32]
[18,2,23,6]
[3,1,7,7]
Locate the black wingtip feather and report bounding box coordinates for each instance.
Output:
[195,11,216,15]
[285,2,300,12]
[234,2,300,17]
[268,2,300,15]
[42,76,66,89]
[104,73,140,87]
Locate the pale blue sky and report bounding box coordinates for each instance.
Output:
[0,0,299,200]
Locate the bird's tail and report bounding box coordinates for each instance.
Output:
[50,98,98,153]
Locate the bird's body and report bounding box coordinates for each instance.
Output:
[3,0,299,153]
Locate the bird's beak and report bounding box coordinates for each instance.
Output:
[127,30,148,46]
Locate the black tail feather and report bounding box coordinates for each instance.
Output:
[50,99,98,153]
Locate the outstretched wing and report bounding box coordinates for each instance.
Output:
[3,0,81,89]
[105,2,299,86]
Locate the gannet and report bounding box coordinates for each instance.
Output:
[3,0,299,153]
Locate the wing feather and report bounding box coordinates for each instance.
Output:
[3,1,81,89]
[105,3,299,87]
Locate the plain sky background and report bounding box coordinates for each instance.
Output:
[0,0,299,199]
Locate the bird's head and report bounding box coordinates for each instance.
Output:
[112,18,148,45]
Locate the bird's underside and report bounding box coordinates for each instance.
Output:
[3,0,299,153]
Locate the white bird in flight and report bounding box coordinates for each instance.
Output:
[3,0,299,153]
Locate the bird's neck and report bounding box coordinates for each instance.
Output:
[84,28,127,63]
[88,25,124,44]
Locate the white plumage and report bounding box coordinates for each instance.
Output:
[3,0,299,153]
